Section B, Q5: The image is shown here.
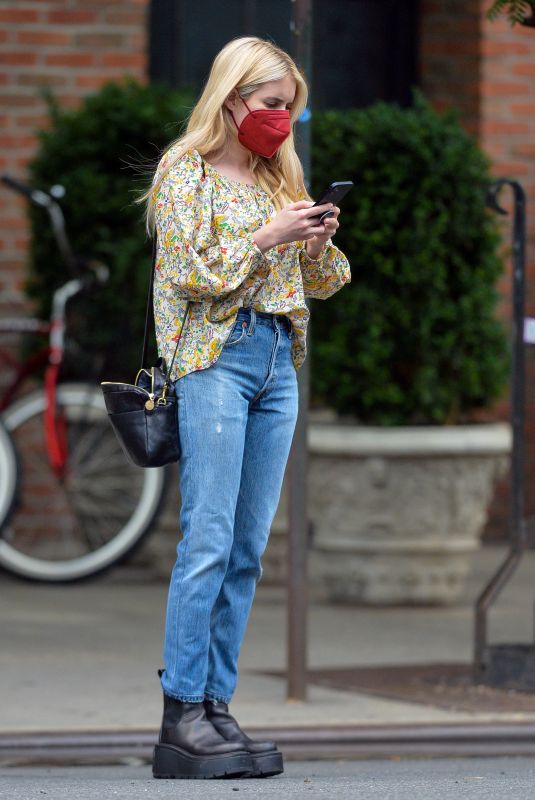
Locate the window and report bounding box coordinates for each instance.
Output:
[149,0,418,109]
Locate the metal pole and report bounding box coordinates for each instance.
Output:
[474,179,527,673]
[287,0,312,702]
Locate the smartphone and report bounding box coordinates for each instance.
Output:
[312,181,354,222]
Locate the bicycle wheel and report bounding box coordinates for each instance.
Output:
[0,383,167,582]
[0,418,18,530]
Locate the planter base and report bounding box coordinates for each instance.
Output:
[309,423,511,605]
[313,547,473,605]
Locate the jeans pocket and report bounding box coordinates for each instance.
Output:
[223,319,249,347]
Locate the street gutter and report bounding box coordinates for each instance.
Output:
[2,722,535,766]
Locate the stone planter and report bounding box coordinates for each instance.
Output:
[308,423,511,605]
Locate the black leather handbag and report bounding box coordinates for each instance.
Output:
[101,238,189,468]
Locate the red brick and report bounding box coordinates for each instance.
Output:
[0,52,38,66]
[512,144,535,158]
[75,32,126,48]
[16,30,72,47]
[480,81,531,96]
[481,41,533,56]
[511,102,535,115]
[44,53,96,68]
[481,121,530,134]
[13,114,51,130]
[0,9,39,24]
[50,95,83,110]
[99,53,146,69]
[75,75,112,91]
[513,63,535,76]
[0,216,29,232]
[0,93,40,108]
[105,10,146,25]
[46,10,99,25]
[420,41,479,56]
[17,73,69,88]
[490,161,530,176]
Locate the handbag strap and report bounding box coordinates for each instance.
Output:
[140,236,190,380]
[141,156,206,377]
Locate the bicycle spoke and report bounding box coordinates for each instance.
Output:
[77,456,136,477]
[68,419,112,468]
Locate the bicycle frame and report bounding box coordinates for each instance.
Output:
[0,280,85,479]
[0,173,108,480]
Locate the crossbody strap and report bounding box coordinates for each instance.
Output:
[140,236,189,379]
[141,155,206,377]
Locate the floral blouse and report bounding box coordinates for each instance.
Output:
[152,147,351,381]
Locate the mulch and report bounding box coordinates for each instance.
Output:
[261,662,535,713]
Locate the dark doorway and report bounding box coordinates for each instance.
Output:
[149,0,419,109]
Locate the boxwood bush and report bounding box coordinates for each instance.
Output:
[26,78,193,378]
[25,82,508,422]
[309,93,509,424]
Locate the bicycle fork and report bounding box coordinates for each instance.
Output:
[44,279,85,479]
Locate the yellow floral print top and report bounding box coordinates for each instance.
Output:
[153,147,351,380]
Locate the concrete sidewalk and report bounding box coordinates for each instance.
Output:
[2,543,535,736]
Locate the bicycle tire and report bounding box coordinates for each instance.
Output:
[0,383,167,582]
[0,418,18,530]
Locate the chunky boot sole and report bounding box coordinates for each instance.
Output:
[246,750,284,778]
[152,743,253,779]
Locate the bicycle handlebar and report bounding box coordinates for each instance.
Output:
[1,174,36,202]
[1,174,109,284]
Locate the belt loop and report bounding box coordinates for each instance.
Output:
[247,306,256,336]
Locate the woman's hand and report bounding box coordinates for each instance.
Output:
[252,200,334,254]
[305,206,340,260]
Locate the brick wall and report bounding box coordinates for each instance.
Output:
[419,0,483,136]
[0,0,149,315]
[420,0,535,540]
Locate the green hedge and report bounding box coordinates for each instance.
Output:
[309,93,509,424]
[25,82,508,422]
[26,79,193,378]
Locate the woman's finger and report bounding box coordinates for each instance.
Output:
[302,202,333,219]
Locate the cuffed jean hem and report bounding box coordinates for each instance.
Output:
[163,689,205,703]
[204,691,233,704]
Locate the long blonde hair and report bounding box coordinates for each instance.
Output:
[138,36,309,233]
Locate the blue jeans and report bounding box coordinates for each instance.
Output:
[160,307,299,703]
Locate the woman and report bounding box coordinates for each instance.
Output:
[142,36,350,780]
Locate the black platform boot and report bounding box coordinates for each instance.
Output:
[204,699,284,778]
[153,674,253,779]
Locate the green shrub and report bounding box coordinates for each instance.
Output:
[309,93,509,425]
[26,78,194,378]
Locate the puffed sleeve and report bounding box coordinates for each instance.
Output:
[153,151,269,300]
[299,241,351,299]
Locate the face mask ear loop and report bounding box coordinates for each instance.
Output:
[229,95,252,131]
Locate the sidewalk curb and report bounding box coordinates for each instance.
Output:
[2,721,535,766]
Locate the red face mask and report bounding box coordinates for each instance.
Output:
[230,97,291,158]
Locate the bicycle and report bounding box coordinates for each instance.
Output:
[0,175,167,582]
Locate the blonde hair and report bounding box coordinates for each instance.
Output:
[138,36,310,233]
